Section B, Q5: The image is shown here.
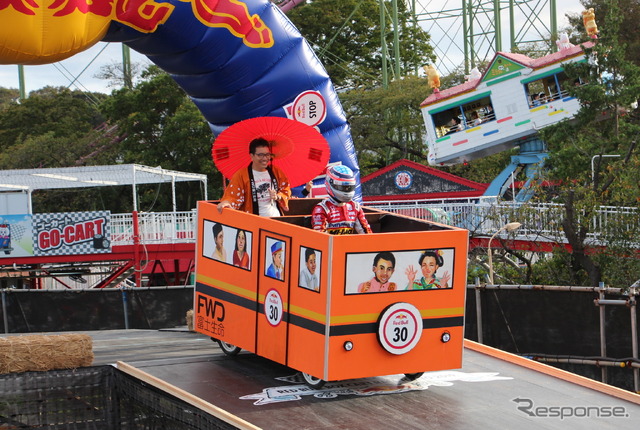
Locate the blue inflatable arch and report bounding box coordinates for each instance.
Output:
[103,0,361,197]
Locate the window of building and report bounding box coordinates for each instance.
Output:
[524,71,581,107]
[431,95,495,138]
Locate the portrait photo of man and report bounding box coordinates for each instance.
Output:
[265,239,285,280]
[299,247,320,291]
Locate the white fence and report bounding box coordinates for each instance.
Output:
[366,197,640,244]
[110,211,197,246]
[107,200,639,247]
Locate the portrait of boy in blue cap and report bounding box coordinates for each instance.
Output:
[266,240,285,280]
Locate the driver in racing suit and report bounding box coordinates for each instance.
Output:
[311,165,372,235]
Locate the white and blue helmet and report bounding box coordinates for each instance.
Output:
[326,165,356,203]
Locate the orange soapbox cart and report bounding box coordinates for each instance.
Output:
[194,199,468,387]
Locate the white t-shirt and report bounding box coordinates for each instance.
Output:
[253,169,280,217]
[300,266,319,291]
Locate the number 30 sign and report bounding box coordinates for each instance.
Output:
[265,289,283,327]
[377,302,423,354]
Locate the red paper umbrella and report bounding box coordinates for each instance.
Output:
[212,116,331,187]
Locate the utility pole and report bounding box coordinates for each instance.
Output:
[122,45,132,89]
[380,0,388,88]
[380,0,404,86]
[18,65,26,100]
[392,0,401,79]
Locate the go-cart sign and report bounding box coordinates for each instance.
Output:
[377,302,423,355]
[32,211,111,256]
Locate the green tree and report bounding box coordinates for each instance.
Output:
[0,129,118,170]
[0,86,106,154]
[0,87,19,111]
[288,0,435,89]
[340,75,429,175]
[101,65,222,210]
[539,1,640,287]
[0,86,129,212]
[0,87,110,169]
[0,69,219,213]
[565,0,640,66]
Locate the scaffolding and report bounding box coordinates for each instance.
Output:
[0,164,208,214]
[470,280,640,393]
[408,0,560,75]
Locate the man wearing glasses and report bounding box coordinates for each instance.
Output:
[218,138,291,216]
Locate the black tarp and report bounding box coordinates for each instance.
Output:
[464,287,640,392]
[0,287,193,333]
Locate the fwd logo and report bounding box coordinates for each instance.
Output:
[197,294,225,321]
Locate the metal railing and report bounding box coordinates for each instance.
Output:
[366,197,640,244]
[106,199,639,247]
[468,280,639,392]
[110,211,197,246]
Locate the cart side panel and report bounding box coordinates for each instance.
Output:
[194,202,262,353]
[255,229,291,364]
[285,228,331,380]
[195,202,469,383]
[324,228,468,381]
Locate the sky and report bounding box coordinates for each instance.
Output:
[0,43,152,95]
[0,0,586,95]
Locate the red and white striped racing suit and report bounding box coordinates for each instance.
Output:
[311,199,372,235]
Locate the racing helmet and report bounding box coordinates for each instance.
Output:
[325,165,356,203]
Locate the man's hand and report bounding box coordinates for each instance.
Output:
[217,201,231,214]
[303,181,312,196]
[269,187,278,201]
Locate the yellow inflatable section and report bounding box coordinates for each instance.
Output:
[0,0,110,64]
[0,0,173,65]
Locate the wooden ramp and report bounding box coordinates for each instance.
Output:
[115,339,640,430]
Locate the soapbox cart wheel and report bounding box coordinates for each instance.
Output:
[211,338,241,356]
[404,372,424,381]
[301,372,326,389]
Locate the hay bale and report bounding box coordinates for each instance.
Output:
[186,309,194,332]
[0,334,93,374]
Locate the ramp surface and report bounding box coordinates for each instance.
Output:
[114,337,640,430]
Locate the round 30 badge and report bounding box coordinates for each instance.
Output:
[377,302,423,355]
[265,289,284,327]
